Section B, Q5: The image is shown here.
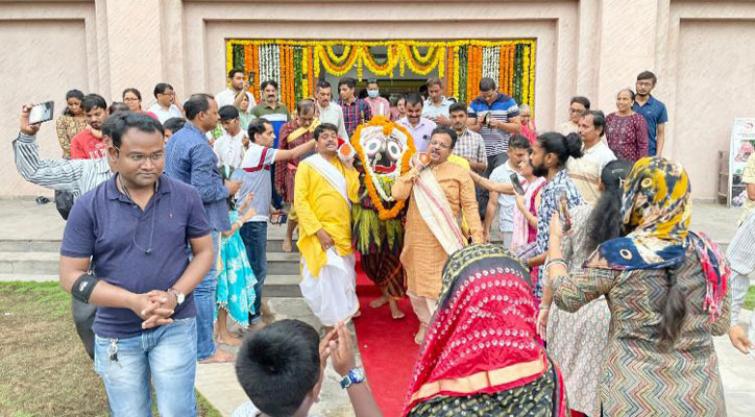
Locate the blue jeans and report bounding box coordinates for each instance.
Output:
[240,221,267,323]
[194,230,219,360]
[94,317,198,417]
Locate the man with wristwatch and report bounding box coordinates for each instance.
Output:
[234,321,382,417]
[59,112,215,416]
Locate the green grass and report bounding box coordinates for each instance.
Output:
[0,281,221,417]
[745,285,755,311]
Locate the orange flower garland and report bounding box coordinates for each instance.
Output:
[349,116,416,220]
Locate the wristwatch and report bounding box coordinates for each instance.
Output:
[339,367,366,389]
[168,288,185,306]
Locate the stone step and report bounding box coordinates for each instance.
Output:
[0,238,298,254]
[0,272,302,297]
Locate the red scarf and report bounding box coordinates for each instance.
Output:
[402,247,558,415]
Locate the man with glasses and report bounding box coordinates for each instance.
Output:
[558,96,591,135]
[59,112,214,416]
[391,126,484,344]
[165,93,241,364]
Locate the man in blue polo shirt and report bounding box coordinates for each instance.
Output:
[633,70,668,156]
[165,93,241,363]
[59,112,214,417]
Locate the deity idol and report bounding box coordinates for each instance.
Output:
[350,116,416,319]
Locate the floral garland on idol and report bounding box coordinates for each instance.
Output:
[350,116,416,220]
[226,39,536,115]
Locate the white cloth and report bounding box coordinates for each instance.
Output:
[147,103,182,123]
[216,88,256,112]
[302,154,349,205]
[317,102,349,140]
[422,97,453,119]
[566,140,617,205]
[300,248,359,326]
[413,168,466,255]
[489,160,519,232]
[214,130,247,169]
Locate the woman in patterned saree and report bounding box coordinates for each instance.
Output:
[538,160,632,417]
[403,244,568,417]
[548,157,731,416]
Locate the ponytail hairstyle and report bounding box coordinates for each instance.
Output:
[657,266,687,350]
[63,89,85,116]
[585,160,633,253]
[536,131,584,168]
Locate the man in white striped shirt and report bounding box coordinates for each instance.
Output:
[13,104,114,360]
[14,105,112,200]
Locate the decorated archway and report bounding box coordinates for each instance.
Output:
[226,39,536,113]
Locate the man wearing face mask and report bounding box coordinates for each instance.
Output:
[275,99,319,252]
[364,79,391,118]
[398,93,437,153]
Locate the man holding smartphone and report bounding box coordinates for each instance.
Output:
[484,135,531,246]
[216,68,256,113]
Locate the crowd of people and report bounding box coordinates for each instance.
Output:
[9,65,754,417]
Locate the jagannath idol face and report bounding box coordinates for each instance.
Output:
[358,125,412,177]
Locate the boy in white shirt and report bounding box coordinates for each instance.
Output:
[215,105,248,169]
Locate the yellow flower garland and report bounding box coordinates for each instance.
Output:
[227,38,536,113]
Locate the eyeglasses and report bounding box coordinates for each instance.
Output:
[114,147,164,163]
[429,140,452,149]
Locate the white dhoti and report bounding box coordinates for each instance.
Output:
[299,248,359,327]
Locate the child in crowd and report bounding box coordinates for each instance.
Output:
[215,178,258,346]
[233,320,382,417]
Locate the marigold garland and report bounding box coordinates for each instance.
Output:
[349,116,416,220]
[227,39,536,115]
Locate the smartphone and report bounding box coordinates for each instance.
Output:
[557,191,572,232]
[29,101,54,124]
[510,173,525,195]
[248,72,255,86]
[482,112,491,127]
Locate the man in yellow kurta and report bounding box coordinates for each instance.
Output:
[392,126,484,344]
[294,122,360,328]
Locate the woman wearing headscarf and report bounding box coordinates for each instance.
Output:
[547,157,730,416]
[538,160,632,417]
[403,244,568,417]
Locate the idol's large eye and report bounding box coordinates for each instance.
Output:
[386,140,403,161]
[363,137,382,157]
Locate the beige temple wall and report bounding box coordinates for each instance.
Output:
[0,0,753,200]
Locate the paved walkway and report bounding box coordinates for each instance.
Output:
[1,199,754,416]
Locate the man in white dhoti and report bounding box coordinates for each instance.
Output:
[294,123,360,330]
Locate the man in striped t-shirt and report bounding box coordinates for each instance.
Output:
[467,77,521,219]
[467,77,521,171]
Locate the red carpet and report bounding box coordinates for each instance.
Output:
[353,260,421,417]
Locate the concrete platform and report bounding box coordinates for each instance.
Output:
[1,199,754,416]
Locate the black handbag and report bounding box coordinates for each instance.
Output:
[54,189,75,220]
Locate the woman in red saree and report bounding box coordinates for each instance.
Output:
[402,244,568,417]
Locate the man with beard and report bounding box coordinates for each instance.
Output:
[398,93,436,152]
[526,132,584,302]
[216,68,256,112]
[70,94,108,159]
[633,71,668,156]
[275,99,318,252]
[294,123,360,331]
[392,127,483,344]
